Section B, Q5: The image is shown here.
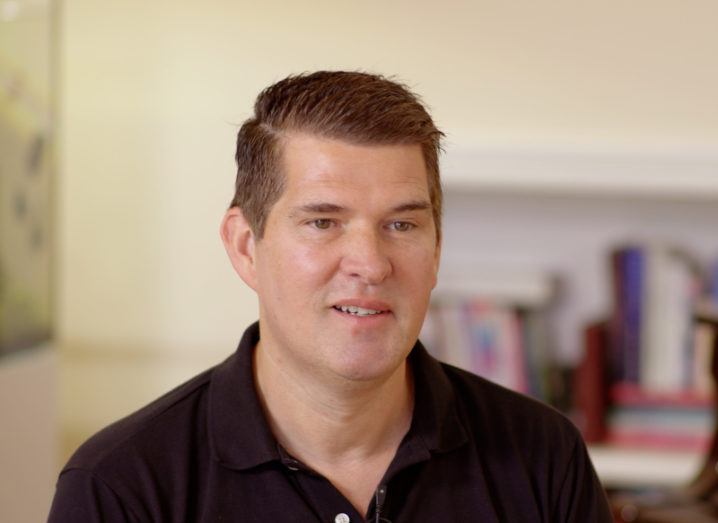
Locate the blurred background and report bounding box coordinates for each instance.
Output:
[2,0,718,521]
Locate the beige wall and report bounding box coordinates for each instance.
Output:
[58,0,718,455]
[0,347,56,523]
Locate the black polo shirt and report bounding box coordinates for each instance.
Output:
[48,322,612,522]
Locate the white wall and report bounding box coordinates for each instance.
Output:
[58,0,718,455]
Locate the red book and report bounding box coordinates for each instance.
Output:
[610,382,712,409]
[575,321,609,442]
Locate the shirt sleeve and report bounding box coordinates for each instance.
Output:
[47,468,137,523]
[554,437,613,523]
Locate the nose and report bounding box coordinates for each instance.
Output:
[339,226,392,285]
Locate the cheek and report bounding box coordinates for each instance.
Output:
[401,243,439,282]
[258,240,336,299]
[290,242,338,283]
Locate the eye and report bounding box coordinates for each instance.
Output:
[311,218,334,230]
[389,221,415,232]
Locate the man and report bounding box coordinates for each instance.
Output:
[48,72,612,522]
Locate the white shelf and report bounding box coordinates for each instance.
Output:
[441,146,718,199]
[432,267,555,307]
[588,444,705,489]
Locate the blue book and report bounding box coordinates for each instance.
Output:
[621,247,644,383]
[610,246,644,383]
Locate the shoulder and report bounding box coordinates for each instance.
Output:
[439,363,612,520]
[445,364,612,521]
[63,365,215,475]
[51,365,221,522]
[440,362,583,453]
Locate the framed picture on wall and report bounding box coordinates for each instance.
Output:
[0,0,55,355]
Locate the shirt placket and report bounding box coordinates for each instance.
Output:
[279,450,366,523]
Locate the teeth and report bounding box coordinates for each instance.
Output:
[337,305,383,316]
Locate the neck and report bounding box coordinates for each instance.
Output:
[253,339,414,466]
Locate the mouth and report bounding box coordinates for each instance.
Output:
[332,298,392,318]
[332,304,391,317]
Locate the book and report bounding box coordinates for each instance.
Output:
[605,404,714,451]
[518,307,552,401]
[422,299,545,398]
[575,321,609,443]
[422,269,558,403]
[711,260,718,305]
[608,244,700,392]
[609,246,643,384]
[610,382,712,409]
[640,245,697,392]
[603,381,715,451]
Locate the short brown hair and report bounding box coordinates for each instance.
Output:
[230,71,444,240]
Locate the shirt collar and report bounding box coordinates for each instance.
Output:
[208,322,279,470]
[407,343,468,454]
[208,322,467,471]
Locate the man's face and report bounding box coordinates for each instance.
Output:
[252,133,440,384]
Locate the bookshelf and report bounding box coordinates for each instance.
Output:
[587,445,703,489]
[438,145,718,489]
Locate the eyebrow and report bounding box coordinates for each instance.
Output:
[291,200,432,215]
[293,202,346,214]
[391,200,432,213]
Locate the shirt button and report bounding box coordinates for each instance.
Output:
[334,513,350,523]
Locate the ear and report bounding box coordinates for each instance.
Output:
[220,207,259,291]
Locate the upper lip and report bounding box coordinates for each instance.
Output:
[332,299,392,312]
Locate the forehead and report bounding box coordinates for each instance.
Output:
[278,133,430,200]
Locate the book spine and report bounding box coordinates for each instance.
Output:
[575,321,609,443]
[622,248,643,383]
[465,301,528,394]
[640,246,694,392]
[609,247,643,384]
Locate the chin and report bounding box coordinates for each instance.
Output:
[329,344,409,383]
